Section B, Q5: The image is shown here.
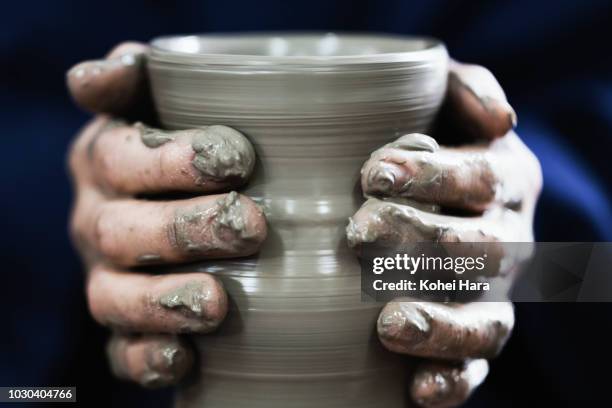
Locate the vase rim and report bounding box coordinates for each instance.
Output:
[150,32,447,66]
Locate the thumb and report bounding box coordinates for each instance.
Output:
[67,42,154,120]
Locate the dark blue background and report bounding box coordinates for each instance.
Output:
[1,0,611,406]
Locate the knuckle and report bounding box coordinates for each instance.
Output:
[93,207,120,261]
[68,117,109,177]
[106,336,129,380]
[67,137,83,176]
[91,142,116,189]
[68,126,93,175]
[69,196,94,253]
[69,199,84,238]
[85,268,105,323]
[107,42,147,59]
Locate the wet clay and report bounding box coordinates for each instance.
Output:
[364,134,440,198]
[363,133,498,211]
[107,335,192,389]
[148,33,449,408]
[68,52,147,115]
[411,360,489,408]
[137,122,175,148]
[377,301,513,360]
[137,253,162,263]
[385,133,440,153]
[191,125,255,181]
[159,281,208,317]
[139,341,188,388]
[170,191,255,256]
[137,123,255,184]
[346,198,444,248]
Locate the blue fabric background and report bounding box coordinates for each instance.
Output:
[0,0,610,406]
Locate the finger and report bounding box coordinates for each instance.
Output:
[75,189,267,267]
[346,198,531,278]
[361,134,498,212]
[107,333,194,388]
[347,197,530,250]
[89,122,255,195]
[411,359,488,408]
[88,264,227,332]
[378,301,514,360]
[446,60,516,140]
[68,117,110,188]
[67,42,152,117]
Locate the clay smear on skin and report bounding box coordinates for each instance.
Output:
[191,125,255,183]
[136,122,176,148]
[141,340,189,388]
[365,134,440,197]
[137,123,255,184]
[107,336,186,388]
[346,198,444,247]
[157,281,224,333]
[137,253,162,263]
[378,302,432,345]
[170,191,254,255]
[350,135,446,247]
[364,133,497,210]
[159,281,209,317]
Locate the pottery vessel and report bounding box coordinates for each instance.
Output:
[148,33,448,408]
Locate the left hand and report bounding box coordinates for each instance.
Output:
[347,60,542,407]
[67,43,267,388]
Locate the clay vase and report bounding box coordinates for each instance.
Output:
[148,33,448,408]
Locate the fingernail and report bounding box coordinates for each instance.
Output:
[366,163,401,195]
[388,133,439,153]
[378,303,431,346]
[141,340,192,388]
[480,97,519,138]
[453,73,517,135]
[67,63,87,80]
[482,96,517,128]
[116,52,141,67]
[67,53,142,83]
[412,371,452,407]
[378,306,407,340]
[68,60,107,79]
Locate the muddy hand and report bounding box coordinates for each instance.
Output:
[348,60,542,407]
[67,43,267,388]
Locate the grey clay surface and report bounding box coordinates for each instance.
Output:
[148,33,448,408]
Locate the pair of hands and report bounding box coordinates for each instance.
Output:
[68,42,541,407]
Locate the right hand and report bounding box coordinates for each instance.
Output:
[348,60,541,407]
[67,42,267,387]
